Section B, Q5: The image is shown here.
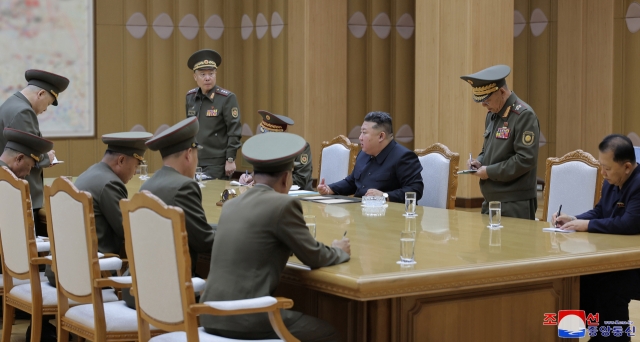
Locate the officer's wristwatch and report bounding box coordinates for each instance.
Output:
[227,157,234,163]
[383,193,389,203]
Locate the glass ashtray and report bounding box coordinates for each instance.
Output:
[362,195,385,207]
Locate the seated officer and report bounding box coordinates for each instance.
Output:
[317,111,424,203]
[74,132,152,254]
[239,110,313,190]
[45,132,152,287]
[200,132,350,341]
[141,117,216,273]
[0,128,53,179]
[554,134,640,341]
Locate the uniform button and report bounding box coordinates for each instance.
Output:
[215,133,218,136]
[368,173,370,175]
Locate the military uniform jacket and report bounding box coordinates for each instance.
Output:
[476,92,540,203]
[293,142,313,191]
[329,140,424,203]
[140,166,215,265]
[200,184,350,333]
[185,85,242,164]
[74,162,127,254]
[0,92,51,209]
[577,166,640,235]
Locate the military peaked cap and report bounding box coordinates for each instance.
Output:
[3,128,53,163]
[460,65,511,102]
[102,132,153,162]
[188,49,222,71]
[146,117,203,157]
[258,110,294,133]
[25,69,70,106]
[242,132,306,173]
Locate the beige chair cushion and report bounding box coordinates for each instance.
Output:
[0,272,47,288]
[9,282,118,306]
[149,327,281,341]
[65,300,156,332]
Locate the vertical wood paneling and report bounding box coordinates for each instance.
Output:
[416,0,512,200]
[347,0,368,141]
[367,0,391,113]
[622,0,640,138]
[271,0,287,116]
[390,0,415,151]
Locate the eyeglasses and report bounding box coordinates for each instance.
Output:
[482,91,499,104]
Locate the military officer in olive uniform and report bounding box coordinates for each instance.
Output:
[201,132,350,341]
[239,110,313,190]
[0,128,54,179]
[462,65,540,220]
[141,117,216,272]
[45,131,152,287]
[185,49,242,180]
[0,70,69,216]
[75,132,152,254]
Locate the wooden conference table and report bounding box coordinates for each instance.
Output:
[47,177,640,341]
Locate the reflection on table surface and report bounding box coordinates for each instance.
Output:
[45,176,640,300]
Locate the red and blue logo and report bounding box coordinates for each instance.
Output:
[557,310,586,338]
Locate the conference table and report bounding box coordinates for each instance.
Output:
[46,176,640,341]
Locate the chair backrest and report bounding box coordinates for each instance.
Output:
[0,167,35,278]
[634,146,640,164]
[154,124,170,136]
[45,177,101,303]
[318,135,359,185]
[414,143,460,209]
[543,150,603,222]
[121,191,195,333]
[130,124,146,132]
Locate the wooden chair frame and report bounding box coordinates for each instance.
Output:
[414,143,460,209]
[121,191,299,341]
[0,166,54,342]
[45,177,148,342]
[318,135,359,183]
[542,149,604,221]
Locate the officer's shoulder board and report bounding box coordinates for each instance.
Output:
[215,87,231,97]
[510,101,528,115]
[186,88,198,97]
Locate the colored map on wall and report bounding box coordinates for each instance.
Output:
[0,0,94,137]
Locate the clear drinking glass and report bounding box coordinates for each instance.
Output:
[399,231,416,264]
[403,192,417,217]
[304,215,316,238]
[139,164,149,180]
[404,217,416,233]
[195,167,205,188]
[488,201,502,228]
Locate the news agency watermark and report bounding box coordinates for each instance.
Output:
[543,310,636,338]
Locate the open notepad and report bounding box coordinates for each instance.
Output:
[542,227,575,233]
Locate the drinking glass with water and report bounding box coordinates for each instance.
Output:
[399,231,416,265]
[139,164,149,180]
[304,215,316,238]
[195,167,206,188]
[403,192,418,217]
[488,201,502,228]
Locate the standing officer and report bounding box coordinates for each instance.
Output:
[239,110,313,190]
[462,65,540,220]
[0,128,54,179]
[185,49,242,180]
[0,70,69,216]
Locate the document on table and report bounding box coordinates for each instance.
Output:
[542,227,575,233]
[313,199,355,204]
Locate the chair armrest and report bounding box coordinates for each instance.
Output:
[192,277,205,293]
[95,276,132,289]
[100,253,122,258]
[31,257,52,265]
[36,240,50,252]
[98,257,123,271]
[190,296,293,316]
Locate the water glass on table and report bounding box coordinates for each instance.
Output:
[195,167,205,188]
[403,192,417,217]
[138,164,149,180]
[399,231,416,265]
[304,215,316,238]
[488,201,502,228]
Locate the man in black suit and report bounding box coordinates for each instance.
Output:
[317,111,423,203]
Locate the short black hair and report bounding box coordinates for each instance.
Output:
[364,111,393,137]
[598,134,636,164]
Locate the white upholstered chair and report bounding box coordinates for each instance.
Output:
[121,191,298,342]
[542,150,604,222]
[634,146,640,163]
[44,177,154,342]
[318,135,359,185]
[414,143,460,209]
[0,166,58,342]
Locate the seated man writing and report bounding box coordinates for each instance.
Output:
[554,134,640,342]
[200,132,350,341]
[317,111,423,203]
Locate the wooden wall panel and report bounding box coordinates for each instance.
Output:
[416,0,513,201]
[621,0,640,139]
[367,0,391,114]
[347,0,368,143]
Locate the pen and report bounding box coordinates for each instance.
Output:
[245,170,248,176]
[469,152,474,170]
[555,204,562,226]
[343,231,347,238]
